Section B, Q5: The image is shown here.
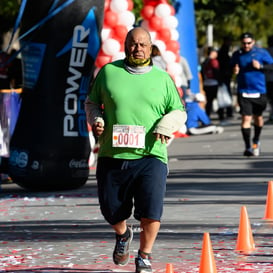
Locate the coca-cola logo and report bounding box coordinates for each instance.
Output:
[9,150,29,168]
[69,159,88,168]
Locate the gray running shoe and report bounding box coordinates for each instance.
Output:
[252,142,260,156]
[135,252,152,273]
[113,226,133,266]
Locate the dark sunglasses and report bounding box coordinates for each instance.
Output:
[242,41,253,45]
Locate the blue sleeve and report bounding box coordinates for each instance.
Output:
[252,48,273,64]
[262,49,273,64]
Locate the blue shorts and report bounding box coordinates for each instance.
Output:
[96,156,168,225]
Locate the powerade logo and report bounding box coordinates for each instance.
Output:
[64,25,89,137]
[57,8,100,137]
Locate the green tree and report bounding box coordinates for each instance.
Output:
[2,0,273,49]
[0,0,20,35]
[194,0,273,47]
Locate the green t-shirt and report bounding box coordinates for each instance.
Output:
[89,60,185,163]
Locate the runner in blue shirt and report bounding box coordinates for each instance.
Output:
[231,32,273,156]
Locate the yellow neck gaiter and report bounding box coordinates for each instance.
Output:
[127,56,151,67]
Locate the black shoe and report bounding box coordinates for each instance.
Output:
[243,149,253,157]
[113,226,133,266]
[135,252,152,273]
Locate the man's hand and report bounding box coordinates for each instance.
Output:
[154,133,171,144]
[92,122,104,136]
[234,64,239,74]
[252,59,262,70]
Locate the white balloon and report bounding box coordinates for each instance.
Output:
[174,74,183,87]
[112,51,126,61]
[155,4,171,18]
[149,31,157,42]
[167,62,182,75]
[110,0,128,13]
[170,29,179,41]
[118,11,135,27]
[101,28,111,41]
[102,38,121,56]
[153,39,166,53]
[163,16,179,29]
[163,50,176,64]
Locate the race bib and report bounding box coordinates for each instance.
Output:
[112,125,145,148]
[242,92,260,98]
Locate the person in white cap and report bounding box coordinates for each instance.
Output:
[185,92,224,135]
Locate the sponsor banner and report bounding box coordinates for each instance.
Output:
[9,0,104,190]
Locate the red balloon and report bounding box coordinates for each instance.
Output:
[104,10,118,28]
[166,40,180,53]
[143,0,157,7]
[127,0,134,11]
[148,15,163,31]
[95,50,112,68]
[140,5,154,20]
[143,0,168,6]
[111,25,128,43]
[104,0,110,11]
[157,28,171,42]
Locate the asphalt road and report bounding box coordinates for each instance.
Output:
[0,111,273,272]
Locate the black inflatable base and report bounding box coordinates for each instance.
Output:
[12,177,88,191]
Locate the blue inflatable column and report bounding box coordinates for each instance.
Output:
[175,0,199,94]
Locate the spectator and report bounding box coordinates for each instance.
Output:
[8,49,23,89]
[0,36,10,89]
[201,47,221,120]
[179,55,193,101]
[0,36,12,184]
[151,44,167,70]
[185,92,224,135]
[217,36,234,121]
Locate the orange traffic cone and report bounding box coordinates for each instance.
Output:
[264,181,273,220]
[199,232,217,273]
[166,263,174,273]
[235,206,256,253]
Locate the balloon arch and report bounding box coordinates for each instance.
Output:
[95,0,183,93]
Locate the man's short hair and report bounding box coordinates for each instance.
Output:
[240,32,254,40]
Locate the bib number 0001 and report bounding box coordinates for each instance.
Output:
[112,125,145,148]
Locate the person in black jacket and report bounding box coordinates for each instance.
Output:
[217,36,234,121]
[201,47,220,119]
